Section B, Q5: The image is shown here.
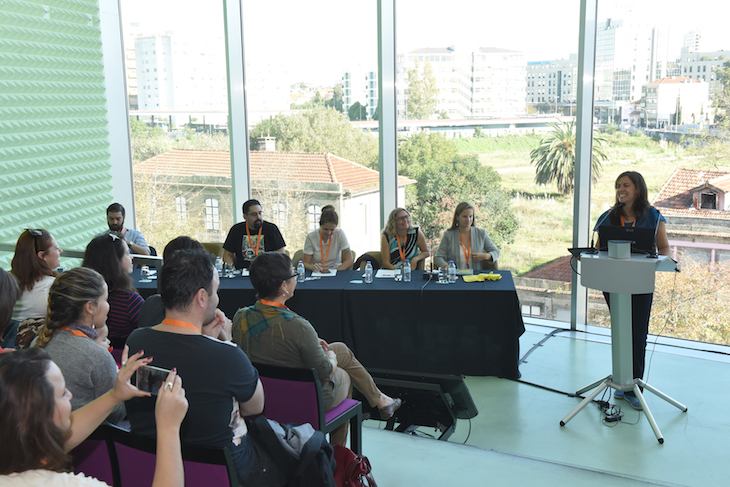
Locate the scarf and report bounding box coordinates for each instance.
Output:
[236,301,298,354]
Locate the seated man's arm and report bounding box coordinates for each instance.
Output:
[223,249,236,264]
[274,246,286,254]
[238,379,265,417]
[129,231,151,256]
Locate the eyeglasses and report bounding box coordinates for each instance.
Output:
[395,215,411,221]
[26,228,43,253]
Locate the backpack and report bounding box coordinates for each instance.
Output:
[247,415,337,487]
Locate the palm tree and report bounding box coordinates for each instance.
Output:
[530,120,608,195]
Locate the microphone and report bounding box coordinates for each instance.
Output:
[590,202,625,251]
[430,225,435,271]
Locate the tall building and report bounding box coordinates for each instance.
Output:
[342,69,371,119]
[683,29,703,53]
[679,50,728,99]
[641,76,710,128]
[526,54,578,110]
[396,46,525,120]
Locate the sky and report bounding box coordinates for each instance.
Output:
[121,0,729,86]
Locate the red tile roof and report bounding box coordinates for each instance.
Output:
[135,149,414,195]
[522,255,573,283]
[646,76,699,85]
[653,168,730,219]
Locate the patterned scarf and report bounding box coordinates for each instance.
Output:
[236,301,298,354]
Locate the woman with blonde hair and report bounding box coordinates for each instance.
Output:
[434,202,499,270]
[35,267,125,423]
[302,205,353,272]
[380,208,429,270]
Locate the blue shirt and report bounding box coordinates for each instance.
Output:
[95,226,150,252]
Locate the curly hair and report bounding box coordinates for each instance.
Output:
[249,252,293,300]
[0,347,70,474]
[83,234,134,294]
[382,207,413,238]
[448,202,476,231]
[11,229,58,292]
[35,267,106,348]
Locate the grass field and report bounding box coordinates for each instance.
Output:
[455,133,730,275]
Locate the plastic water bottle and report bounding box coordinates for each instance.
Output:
[297,261,305,282]
[448,260,457,283]
[403,259,411,282]
[365,261,373,284]
[215,256,223,276]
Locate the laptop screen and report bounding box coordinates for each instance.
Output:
[598,225,656,255]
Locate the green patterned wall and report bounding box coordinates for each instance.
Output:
[0,0,113,269]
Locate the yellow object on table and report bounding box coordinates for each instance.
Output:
[462,272,502,282]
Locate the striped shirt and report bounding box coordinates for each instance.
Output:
[107,290,144,346]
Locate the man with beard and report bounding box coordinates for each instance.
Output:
[96,202,151,255]
[125,249,286,485]
[223,199,286,269]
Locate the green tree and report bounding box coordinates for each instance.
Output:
[399,133,519,250]
[712,60,730,129]
[407,58,438,120]
[530,120,608,195]
[250,106,379,168]
[348,101,367,121]
[325,83,344,112]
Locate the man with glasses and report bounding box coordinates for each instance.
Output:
[223,199,286,269]
[96,202,150,255]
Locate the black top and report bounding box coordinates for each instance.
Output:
[223,221,286,269]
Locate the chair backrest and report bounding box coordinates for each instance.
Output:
[71,426,115,486]
[482,260,499,271]
[105,423,239,487]
[356,251,382,270]
[201,242,224,257]
[291,249,304,265]
[342,249,356,270]
[253,363,325,429]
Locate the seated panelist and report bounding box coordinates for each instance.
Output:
[302,205,353,273]
[232,252,402,447]
[434,202,499,271]
[380,208,429,270]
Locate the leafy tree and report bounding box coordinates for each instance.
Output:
[530,120,608,195]
[250,106,379,169]
[399,133,519,250]
[348,101,367,121]
[407,58,438,120]
[712,60,730,129]
[325,83,344,112]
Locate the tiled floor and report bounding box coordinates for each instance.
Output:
[359,324,730,486]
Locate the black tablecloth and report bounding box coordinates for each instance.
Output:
[134,270,524,378]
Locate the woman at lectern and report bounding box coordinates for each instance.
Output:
[231,251,402,446]
[594,171,670,411]
[434,202,499,271]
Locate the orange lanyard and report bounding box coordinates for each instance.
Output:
[319,231,332,266]
[395,233,407,264]
[620,216,635,227]
[246,224,263,255]
[459,233,471,268]
[161,318,201,334]
[260,299,289,310]
[59,326,91,339]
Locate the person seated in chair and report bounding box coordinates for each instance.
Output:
[232,252,402,446]
[302,205,353,273]
[380,208,429,270]
[434,202,499,271]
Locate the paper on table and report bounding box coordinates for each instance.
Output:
[312,270,337,277]
[240,269,250,277]
[375,269,398,278]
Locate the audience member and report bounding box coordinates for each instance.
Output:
[1,269,21,351]
[125,249,286,486]
[233,252,402,446]
[96,202,150,255]
[10,229,61,322]
[83,234,144,349]
[302,205,353,272]
[34,267,125,423]
[380,208,429,270]
[223,199,286,269]
[0,347,187,487]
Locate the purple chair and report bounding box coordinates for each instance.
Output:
[104,423,239,487]
[253,362,363,454]
[71,425,115,485]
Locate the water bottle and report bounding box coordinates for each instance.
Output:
[365,261,373,284]
[448,260,457,283]
[403,259,411,282]
[297,261,305,282]
[215,256,223,276]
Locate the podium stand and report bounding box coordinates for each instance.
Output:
[560,249,687,443]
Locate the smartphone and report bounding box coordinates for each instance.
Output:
[136,364,171,395]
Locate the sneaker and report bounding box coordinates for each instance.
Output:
[616,391,642,410]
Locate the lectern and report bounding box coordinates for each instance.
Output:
[560,246,686,443]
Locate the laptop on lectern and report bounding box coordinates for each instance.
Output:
[598,225,657,255]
